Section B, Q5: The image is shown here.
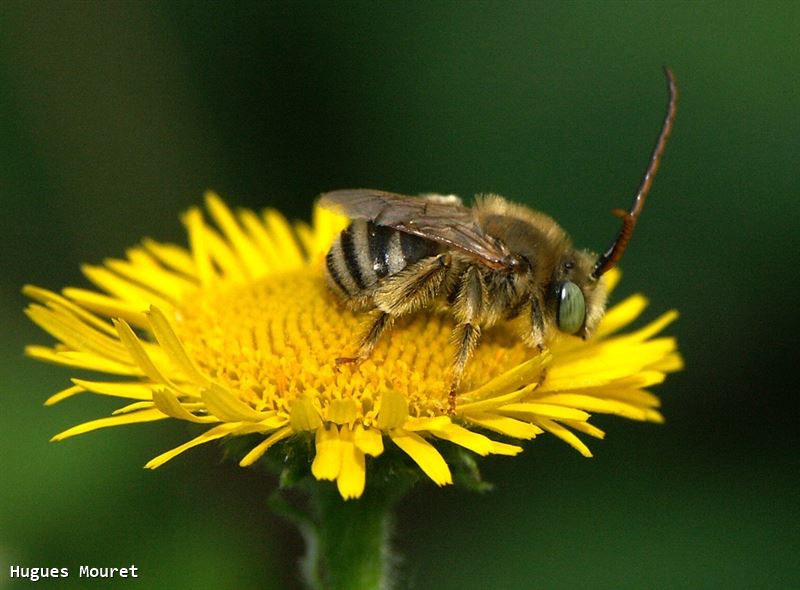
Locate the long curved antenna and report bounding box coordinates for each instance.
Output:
[592,67,678,279]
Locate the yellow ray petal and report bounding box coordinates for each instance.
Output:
[142,238,196,277]
[205,191,268,278]
[71,379,155,401]
[22,285,118,337]
[26,346,138,375]
[145,422,243,469]
[152,388,217,423]
[52,408,167,441]
[326,398,358,425]
[238,209,281,270]
[602,267,621,293]
[456,383,537,413]
[290,397,323,431]
[500,402,589,422]
[112,401,155,414]
[625,310,680,343]
[592,387,662,409]
[649,352,684,372]
[146,305,211,387]
[201,383,273,422]
[563,420,605,439]
[104,252,193,302]
[239,426,293,467]
[376,390,409,430]
[44,385,85,406]
[354,424,384,457]
[593,294,649,338]
[198,222,246,282]
[534,417,593,457]
[62,288,148,327]
[337,426,367,500]
[311,424,341,481]
[25,304,129,363]
[429,422,522,456]
[113,318,173,386]
[390,429,452,486]
[461,412,543,439]
[460,352,550,403]
[183,207,216,286]
[81,264,173,311]
[263,209,304,267]
[533,394,651,421]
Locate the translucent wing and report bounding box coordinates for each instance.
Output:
[319,189,511,268]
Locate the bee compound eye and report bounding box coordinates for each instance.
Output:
[557,281,585,334]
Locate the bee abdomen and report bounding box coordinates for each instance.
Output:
[326,220,440,297]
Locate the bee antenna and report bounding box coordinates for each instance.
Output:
[592,66,678,279]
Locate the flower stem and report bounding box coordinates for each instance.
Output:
[300,483,404,590]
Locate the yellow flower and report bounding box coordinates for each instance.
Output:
[25,193,682,500]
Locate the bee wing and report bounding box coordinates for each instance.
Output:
[319,189,510,268]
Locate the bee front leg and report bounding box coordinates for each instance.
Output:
[529,296,546,351]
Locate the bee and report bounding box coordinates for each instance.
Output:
[321,68,678,412]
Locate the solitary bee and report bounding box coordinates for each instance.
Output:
[321,68,677,412]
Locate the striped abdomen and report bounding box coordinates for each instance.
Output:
[326,219,440,297]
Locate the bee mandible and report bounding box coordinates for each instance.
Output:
[321,68,678,413]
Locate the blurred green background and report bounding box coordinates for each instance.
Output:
[1,2,798,589]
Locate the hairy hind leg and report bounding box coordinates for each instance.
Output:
[335,311,395,366]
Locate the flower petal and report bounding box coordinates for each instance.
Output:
[354,424,384,457]
[205,191,269,278]
[376,390,409,430]
[534,417,593,457]
[146,305,211,387]
[327,398,358,425]
[26,345,137,375]
[145,422,243,468]
[71,379,154,401]
[460,352,550,402]
[456,383,537,413]
[311,424,341,481]
[52,408,167,441]
[500,402,590,422]
[290,397,323,431]
[390,429,452,486]
[152,388,217,423]
[201,383,272,422]
[430,422,522,457]
[594,294,649,338]
[337,426,367,499]
[239,426,293,467]
[462,412,543,439]
[44,385,85,406]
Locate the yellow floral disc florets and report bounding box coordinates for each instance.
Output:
[175,272,531,418]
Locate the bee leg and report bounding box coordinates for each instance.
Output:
[529,296,546,352]
[340,256,450,369]
[449,322,481,413]
[373,254,451,316]
[447,266,486,413]
[336,311,395,366]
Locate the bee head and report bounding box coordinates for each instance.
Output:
[549,249,607,339]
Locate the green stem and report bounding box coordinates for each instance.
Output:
[301,484,403,590]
